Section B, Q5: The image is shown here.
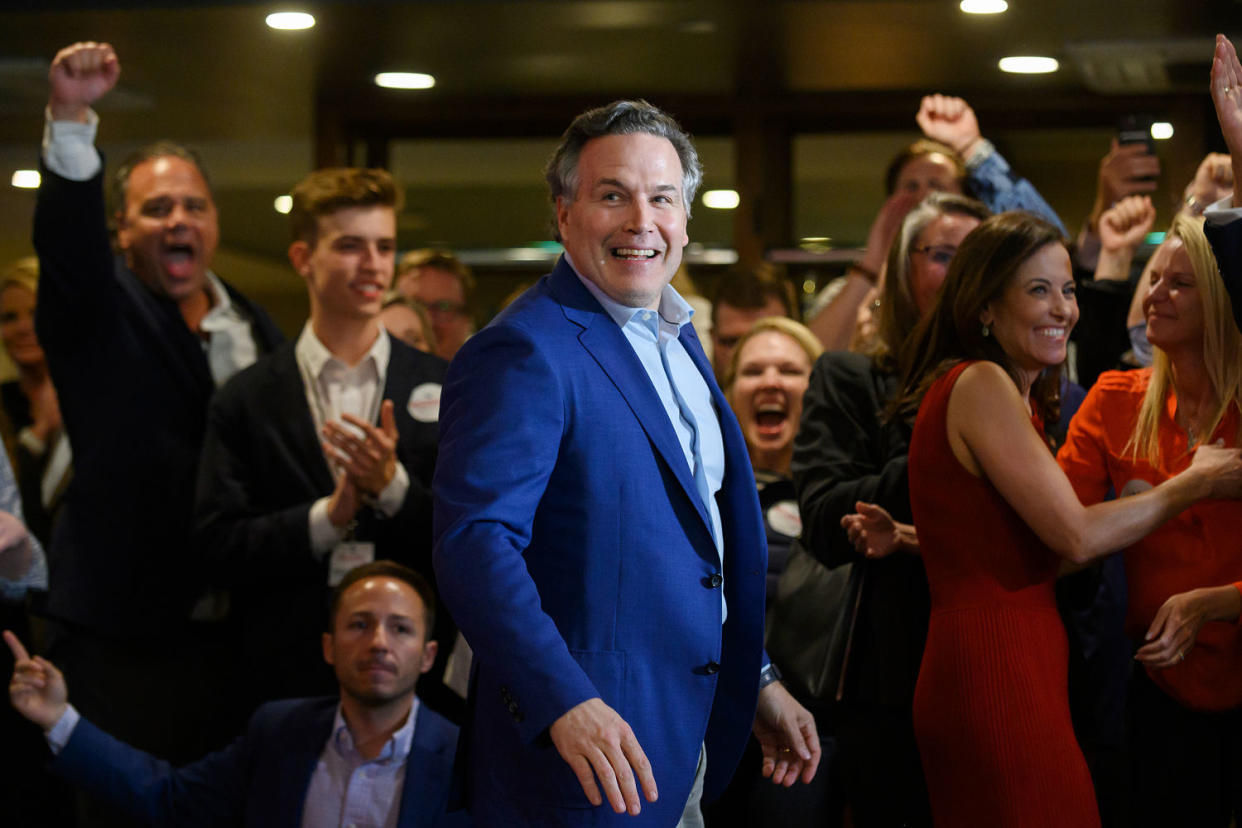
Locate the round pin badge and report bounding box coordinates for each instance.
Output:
[766,500,802,538]
[407,383,442,423]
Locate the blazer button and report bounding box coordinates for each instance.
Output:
[704,661,720,674]
[708,573,723,589]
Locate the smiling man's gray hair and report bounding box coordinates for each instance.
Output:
[545,99,704,238]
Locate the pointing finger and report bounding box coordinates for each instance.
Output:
[2,630,29,662]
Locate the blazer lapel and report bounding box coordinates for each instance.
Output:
[271,704,336,828]
[270,346,336,493]
[396,712,453,828]
[549,260,715,543]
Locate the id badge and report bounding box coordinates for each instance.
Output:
[328,541,376,586]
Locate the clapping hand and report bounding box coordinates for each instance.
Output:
[322,400,400,497]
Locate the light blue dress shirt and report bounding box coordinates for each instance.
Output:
[301,701,418,828]
[568,257,727,617]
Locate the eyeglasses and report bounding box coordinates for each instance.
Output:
[420,299,468,317]
[911,245,958,267]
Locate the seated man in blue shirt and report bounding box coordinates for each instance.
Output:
[5,561,468,828]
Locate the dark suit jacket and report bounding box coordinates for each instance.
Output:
[194,335,447,703]
[51,696,468,828]
[791,351,928,708]
[1205,214,1242,331]
[434,258,767,826]
[32,166,282,635]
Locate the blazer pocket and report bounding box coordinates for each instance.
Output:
[521,649,629,809]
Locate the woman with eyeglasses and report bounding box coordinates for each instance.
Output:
[791,192,989,827]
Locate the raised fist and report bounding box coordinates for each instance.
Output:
[48,41,120,123]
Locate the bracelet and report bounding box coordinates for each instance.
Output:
[847,263,879,284]
[1185,193,1206,216]
[758,662,782,691]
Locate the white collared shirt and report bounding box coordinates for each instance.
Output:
[295,324,409,554]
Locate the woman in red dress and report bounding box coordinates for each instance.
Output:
[850,212,1242,827]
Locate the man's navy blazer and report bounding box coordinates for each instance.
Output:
[194,335,447,702]
[50,696,468,828]
[433,258,767,825]
[33,165,283,635]
[1206,214,1242,331]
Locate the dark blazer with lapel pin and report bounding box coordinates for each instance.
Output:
[50,696,469,828]
[433,257,768,826]
[33,165,283,635]
[194,335,447,704]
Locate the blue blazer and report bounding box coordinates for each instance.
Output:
[433,258,767,826]
[51,697,468,828]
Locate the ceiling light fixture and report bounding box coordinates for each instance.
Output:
[960,0,1008,13]
[10,170,40,189]
[702,189,740,210]
[1150,122,1174,140]
[998,56,1059,74]
[274,195,293,214]
[265,12,315,30]
[374,72,436,90]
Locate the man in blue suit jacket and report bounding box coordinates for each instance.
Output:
[434,100,819,826]
[6,562,468,828]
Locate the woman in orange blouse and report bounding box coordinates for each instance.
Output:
[1057,214,1242,827]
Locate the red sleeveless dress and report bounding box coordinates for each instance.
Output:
[908,362,1099,827]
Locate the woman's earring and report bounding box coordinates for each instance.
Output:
[981,323,990,337]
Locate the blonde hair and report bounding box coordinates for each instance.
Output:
[1126,214,1242,464]
[722,316,824,397]
[1,256,39,296]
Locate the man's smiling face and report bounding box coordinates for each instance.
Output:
[557,132,689,311]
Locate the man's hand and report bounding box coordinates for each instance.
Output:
[753,680,820,786]
[1182,152,1233,215]
[1099,195,1156,255]
[916,94,984,158]
[5,630,67,731]
[48,42,120,124]
[323,400,399,497]
[1211,34,1242,199]
[324,469,361,529]
[1089,140,1160,230]
[549,697,658,815]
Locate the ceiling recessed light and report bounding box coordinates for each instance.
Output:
[1150,122,1174,140]
[265,11,315,30]
[274,195,293,214]
[702,189,740,210]
[998,56,1059,74]
[960,0,1008,13]
[10,170,40,189]
[375,72,436,90]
